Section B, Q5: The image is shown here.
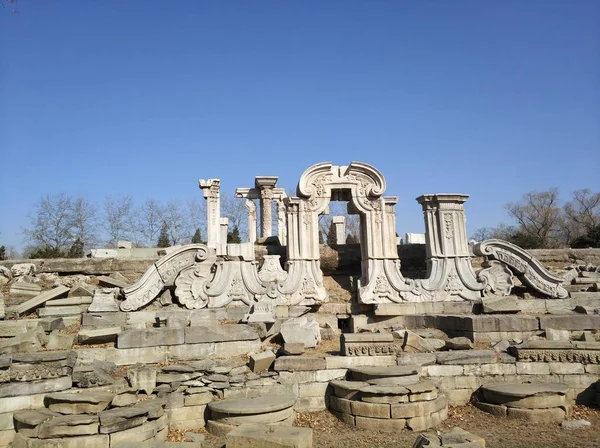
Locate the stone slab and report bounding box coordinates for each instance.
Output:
[78,327,121,345]
[117,328,184,349]
[38,305,87,317]
[185,325,259,344]
[46,297,93,307]
[349,365,418,381]
[13,286,70,315]
[274,356,326,371]
[226,424,312,448]
[12,433,109,448]
[208,394,296,415]
[46,391,115,414]
[0,376,72,398]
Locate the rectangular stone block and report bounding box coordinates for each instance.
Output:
[295,396,326,411]
[104,346,168,366]
[167,405,207,430]
[226,424,313,448]
[0,429,15,447]
[109,420,157,446]
[424,365,464,377]
[13,433,109,448]
[167,340,260,361]
[355,415,406,431]
[274,357,326,371]
[184,392,212,406]
[0,412,13,431]
[77,327,121,345]
[516,362,550,375]
[0,393,46,414]
[277,371,317,385]
[539,315,600,331]
[350,401,390,419]
[328,396,353,414]
[315,369,347,382]
[435,350,497,365]
[45,297,93,307]
[13,286,70,315]
[324,356,396,369]
[81,312,127,327]
[184,325,259,344]
[444,389,474,406]
[298,382,329,398]
[38,306,87,317]
[463,363,516,376]
[548,363,585,374]
[0,376,72,398]
[117,328,184,349]
[397,353,436,366]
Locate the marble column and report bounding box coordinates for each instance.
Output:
[332,216,345,244]
[255,176,278,238]
[220,217,229,244]
[199,179,221,248]
[245,199,257,243]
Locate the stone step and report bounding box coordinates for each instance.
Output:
[349,365,419,382]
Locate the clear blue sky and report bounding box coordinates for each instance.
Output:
[1,1,599,250]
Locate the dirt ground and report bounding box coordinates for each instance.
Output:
[174,404,600,448]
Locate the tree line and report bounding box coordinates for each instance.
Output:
[3,193,249,259]
[471,188,600,249]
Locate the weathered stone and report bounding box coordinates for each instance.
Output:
[507,407,566,423]
[88,288,120,313]
[13,409,62,436]
[329,380,369,400]
[366,375,420,386]
[561,419,591,429]
[184,391,212,406]
[444,337,474,350]
[37,414,98,438]
[401,330,436,353]
[474,401,507,417]
[46,297,93,307]
[213,406,294,425]
[46,332,75,350]
[350,400,390,418]
[46,391,115,414]
[360,385,410,404]
[0,326,45,355]
[97,276,129,289]
[12,433,109,448]
[545,328,571,341]
[249,351,276,373]
[184,324,258,344]
[10,282,42,298]
[38,305,87,317]
[341,333,395,356]
[126,364,157,394]
[282,343,304,355]
[81,312,127,327]
[349,365,418,381]
[111,390,138,407]
[117,328,184,348]
[13,286,69,315]
[482,296,520,313]
[435,350,497,365]
[0,376,71,398]
[78,327,121,345]
[99,406,149,433]
[326,355,397,369]
[390,395,447,419]
[166,405,207,430]
[226,424,312,448]
[209,394,296,416]
[274,356,326,371]
[355,415,406,432]
[69,283,95,297]
[109,420,157,445]
[539,315,600,331]
[280,317,321,348]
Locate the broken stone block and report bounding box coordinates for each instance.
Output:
[37,414,98,438]
[69,283,95,297]
[46,391,115,414]
[158,289,173,306]
[99,405,149,433]
[118,327,184,348]
[88,288,120,313]
[0,325,45,355]
[444,337,474,350]
[9,282,42,297]
[281,343,304,355]
[97,275,129,289]
[11,263,36,277]
[127,364,157,394]
[403,330,435,353]
[280,316,321,348]
[46,331,75,351]
[249,351,276,373]
[77,326,121,345]
[13,286,70,315]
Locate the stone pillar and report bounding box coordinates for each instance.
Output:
[255,176,278,238]
[332,216,345,244]
[220,218,229,245]
[199,179,221,248]
[276,198,287,245]
[245,199,257,243]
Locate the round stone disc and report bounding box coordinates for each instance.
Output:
[350,365,419,381]
[208,394,296,415]
[482,383,569,398]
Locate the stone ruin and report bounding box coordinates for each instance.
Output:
[0,160,598,448]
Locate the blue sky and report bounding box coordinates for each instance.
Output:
[1,1,599,250]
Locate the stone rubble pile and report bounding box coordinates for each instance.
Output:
[327,365,448,431]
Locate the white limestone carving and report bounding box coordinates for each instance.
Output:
[473,239,569,299]
[199,179,221,248]
[121,244,214,311]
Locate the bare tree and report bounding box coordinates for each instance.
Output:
[221,192,248,241]
[563,189,600,234]
[162,200,191,245]
[505,189,562,248]
[70,196,99,251]
[136,199,165,247]
[103,196,136,247]
[186,198,206,242]
[23,193,74,253]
